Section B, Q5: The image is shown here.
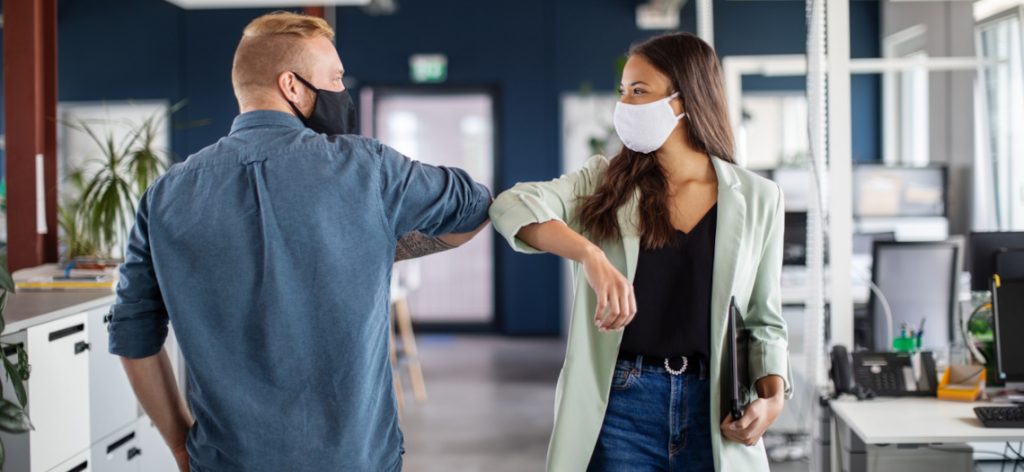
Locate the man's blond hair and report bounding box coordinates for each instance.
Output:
[231,12,335,103]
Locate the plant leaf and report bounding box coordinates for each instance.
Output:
[0,399,32,434]
[0,292,7,335]
[2,357,27,408]
[0,267,13,294]
[17,346,30,383]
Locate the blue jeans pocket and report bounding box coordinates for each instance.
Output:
[610,362,637,391]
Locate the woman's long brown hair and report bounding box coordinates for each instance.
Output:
[576,32,735,249]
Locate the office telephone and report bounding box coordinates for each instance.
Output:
[830,345,938,398]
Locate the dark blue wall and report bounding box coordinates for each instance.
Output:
[38,0,879,335]
[55,0,273,159]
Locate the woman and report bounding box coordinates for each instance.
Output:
[489,32,791,471]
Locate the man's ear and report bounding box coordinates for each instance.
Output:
[278,71,303,105]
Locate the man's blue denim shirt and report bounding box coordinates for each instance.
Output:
[108,110,491,471]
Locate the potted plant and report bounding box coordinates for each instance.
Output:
[0,256,33,468]
[60,102,186,262]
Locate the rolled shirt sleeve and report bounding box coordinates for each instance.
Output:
[376,142,492,239]
[489,155,608,254]
[108,189,169,359]
[745,184,793,399]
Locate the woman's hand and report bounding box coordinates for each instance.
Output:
[514,220,636,331]
[720,375,786,446]
[581,248,637,331]
[720,396,783,446]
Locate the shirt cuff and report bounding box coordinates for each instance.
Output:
[749,341,793,400]
[489,192,563,255]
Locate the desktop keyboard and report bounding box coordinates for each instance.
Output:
[974,406,1024,428]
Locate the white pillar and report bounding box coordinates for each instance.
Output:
[827,0,854,349]
[697,0,714,47]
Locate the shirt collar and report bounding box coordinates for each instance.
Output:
[229,110,305,135]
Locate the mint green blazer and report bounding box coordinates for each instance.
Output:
[489,155,792,472]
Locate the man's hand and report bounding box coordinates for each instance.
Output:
[172,445,190,472]
[720,375,785,446]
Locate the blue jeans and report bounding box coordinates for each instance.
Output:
[588,356,714,472]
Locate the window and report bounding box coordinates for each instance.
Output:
[883,25,930,167]
[739,93,809,170]
[976,9,1024,230]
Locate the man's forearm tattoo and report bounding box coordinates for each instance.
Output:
[394,231,457,262]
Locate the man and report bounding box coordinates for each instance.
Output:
[107,12,491,472]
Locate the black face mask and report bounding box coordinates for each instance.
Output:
[286,72,358,136]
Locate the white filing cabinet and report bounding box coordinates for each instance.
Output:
[90,423,142,472]
[26,312,92,472]
[48,450,90,472]
[87,306,138,443]
[0,295,180,472]
[135,416,180,472]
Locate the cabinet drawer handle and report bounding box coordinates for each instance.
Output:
[107,431,135,454]
[127,447,142,460]
[49,323,85,342]
[74,341,90,355]
[67,460,88,472]
[2,343,23,359]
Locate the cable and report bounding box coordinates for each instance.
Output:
[1009,442,1024,461]
[851,267,895,349]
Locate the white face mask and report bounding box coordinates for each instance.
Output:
[613,92,685,154]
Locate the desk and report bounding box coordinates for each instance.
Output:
[830,397,1024,472]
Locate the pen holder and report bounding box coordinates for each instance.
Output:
[892,335,921,353]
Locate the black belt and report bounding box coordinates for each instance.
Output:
[618,353,704,376]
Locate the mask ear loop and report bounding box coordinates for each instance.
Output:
[668,92,688,121]
[285,71,317,121]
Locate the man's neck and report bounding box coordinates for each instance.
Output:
[239,100,297,116]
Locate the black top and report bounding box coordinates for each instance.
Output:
[620,204,717,360]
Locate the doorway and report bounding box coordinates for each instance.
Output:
[362,86,498,330]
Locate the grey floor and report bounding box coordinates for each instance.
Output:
[397,335,812,472]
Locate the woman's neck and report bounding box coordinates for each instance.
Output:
[654,133,715,189]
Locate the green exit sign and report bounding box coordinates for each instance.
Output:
[410,54,448,83]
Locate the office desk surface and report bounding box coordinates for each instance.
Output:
[831,397,1024,444]
[2,292,116,335]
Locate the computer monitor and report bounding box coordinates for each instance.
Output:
[969,232,1024,291]
[870,241,959,352]
[991,278,1024,385]
[852,165,946,218]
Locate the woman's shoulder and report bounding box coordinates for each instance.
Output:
[581,154,612,173]
[566,155,612,194]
